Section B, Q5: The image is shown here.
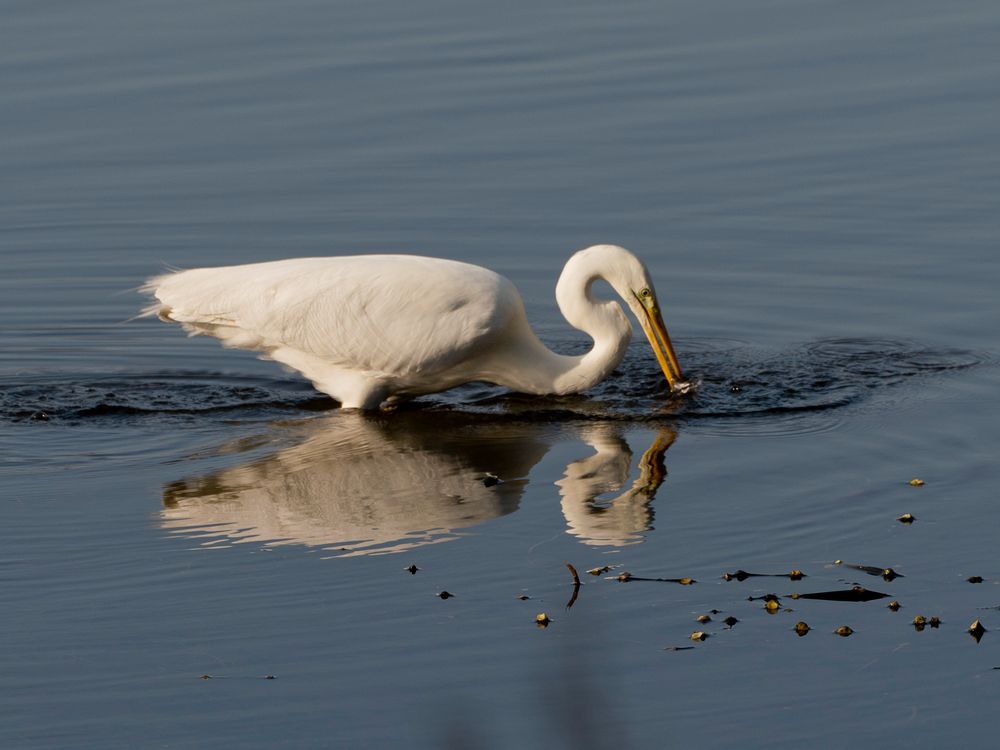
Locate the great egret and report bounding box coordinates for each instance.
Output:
[143,244,683,409]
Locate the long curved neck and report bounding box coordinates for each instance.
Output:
[486,254,633,395]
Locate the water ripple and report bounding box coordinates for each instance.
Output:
[0,339,987,436]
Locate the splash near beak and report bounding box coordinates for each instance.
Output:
[638,302,683,389]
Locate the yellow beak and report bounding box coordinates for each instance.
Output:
[638,303,683,389]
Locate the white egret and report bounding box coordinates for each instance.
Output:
[142,244,683,409]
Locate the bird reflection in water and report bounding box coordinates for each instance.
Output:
[160,412,676,556]
[558,425,675,547]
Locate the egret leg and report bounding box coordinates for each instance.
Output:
[318,375,388,410]
[268,347,388,409]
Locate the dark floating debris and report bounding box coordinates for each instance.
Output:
[929,617,941,628]
[909,478,925,487]
[437,591,455,599]
[748,593,782,603]
[724,569,805,582]
[794,621,811,637]
[969,618,987,643]
[844,564,902,582]
[690,631,709,642]
[613,572,694,584]
[517,594,531,601]
[200,674,213,680]
[791,586,890,603]
[664,645,696,652]
[723,616,739,628]
[835,626,854,637]
[30,410,50,421]
[913,615,927,629]
[481,473,501,487]
[535,613,551,627]
[969,576,985,584]
[897,513,916,524]
[405,564,419,575]
[888,600,902,611]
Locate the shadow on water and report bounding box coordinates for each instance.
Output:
[160,411,677,556]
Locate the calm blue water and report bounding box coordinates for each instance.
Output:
[3,1,1000,747]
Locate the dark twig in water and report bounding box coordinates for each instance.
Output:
[565,562,582,609]
[565,562,581,586]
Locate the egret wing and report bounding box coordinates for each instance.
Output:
[145,255,519,376]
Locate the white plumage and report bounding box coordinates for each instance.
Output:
[143,244,683,409]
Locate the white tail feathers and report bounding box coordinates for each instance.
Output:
[140,268,270,349]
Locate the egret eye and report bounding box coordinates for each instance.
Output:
[639,288,652,299]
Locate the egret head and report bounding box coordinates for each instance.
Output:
[574,245,684,389]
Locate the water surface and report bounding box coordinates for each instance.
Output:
[3,1,1000,748]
